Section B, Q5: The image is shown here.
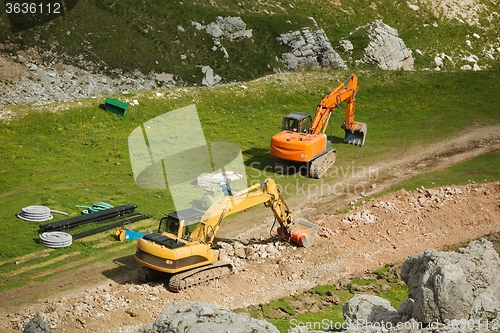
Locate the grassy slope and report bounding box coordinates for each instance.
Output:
[0,0,498,83]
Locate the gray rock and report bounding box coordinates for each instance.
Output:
[343,294,403,325]
[201,66,221,87]
[277,23,346,71]
[146,301,279,333]
[197,16,252,41]
[23,313,55,333]
[401,238,500,323]
[362,20,414,70]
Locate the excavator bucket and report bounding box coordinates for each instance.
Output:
[278,219,318,248]
[344,122,367,147]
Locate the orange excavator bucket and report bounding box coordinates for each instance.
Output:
[277,218,318,248]
[343,121,367,147]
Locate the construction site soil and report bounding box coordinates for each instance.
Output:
[1,125,500,332]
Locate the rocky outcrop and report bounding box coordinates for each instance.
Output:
[193,16,252,41]
[401,238,500,323]
[362,20,414,70]
[276,19,347,71]
[337,239,500,333]
[139,301,279,333]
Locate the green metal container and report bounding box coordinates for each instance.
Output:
[104,97,128,116]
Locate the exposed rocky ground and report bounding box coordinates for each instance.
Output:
[2,177,499,333]
[340,238,500,333]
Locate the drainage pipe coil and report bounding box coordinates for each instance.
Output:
[39,232,73,248]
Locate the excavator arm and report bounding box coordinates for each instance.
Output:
[188,178,316,247]
[309,73,358,135]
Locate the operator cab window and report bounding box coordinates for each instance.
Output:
[281,118,299,132]
[299,116,312,133]
[159,216,181,234]
[281,113,312,133]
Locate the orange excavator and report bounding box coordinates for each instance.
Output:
[270,73,367,178]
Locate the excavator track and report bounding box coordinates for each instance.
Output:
[309,149,337,179]
[168,261,233,293]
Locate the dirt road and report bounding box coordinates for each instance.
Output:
[1,124,499,333]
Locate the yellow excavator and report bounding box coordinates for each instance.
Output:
[135,178,317,292]
[270,73,367,179]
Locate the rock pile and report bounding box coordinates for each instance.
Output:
[341,209,377,226]
[217,240,287,268]
[408,186,464,211]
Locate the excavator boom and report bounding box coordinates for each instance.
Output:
[188,178,316,247]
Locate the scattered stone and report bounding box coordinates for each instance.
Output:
[341,209,377,225]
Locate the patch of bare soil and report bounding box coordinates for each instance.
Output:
[0,125,499,333]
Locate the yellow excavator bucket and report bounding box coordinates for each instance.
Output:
[343,122,367,147]
[278,218,318,248]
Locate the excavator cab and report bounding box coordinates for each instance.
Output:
[280,112,312,133]
[159,208,204,239]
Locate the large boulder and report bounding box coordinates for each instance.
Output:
[401,238,500,323]
[343,294,403,325]
[362,20,414,70]
[277,19,346,71]
[142,301,279,333]
[23,313,55,333]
